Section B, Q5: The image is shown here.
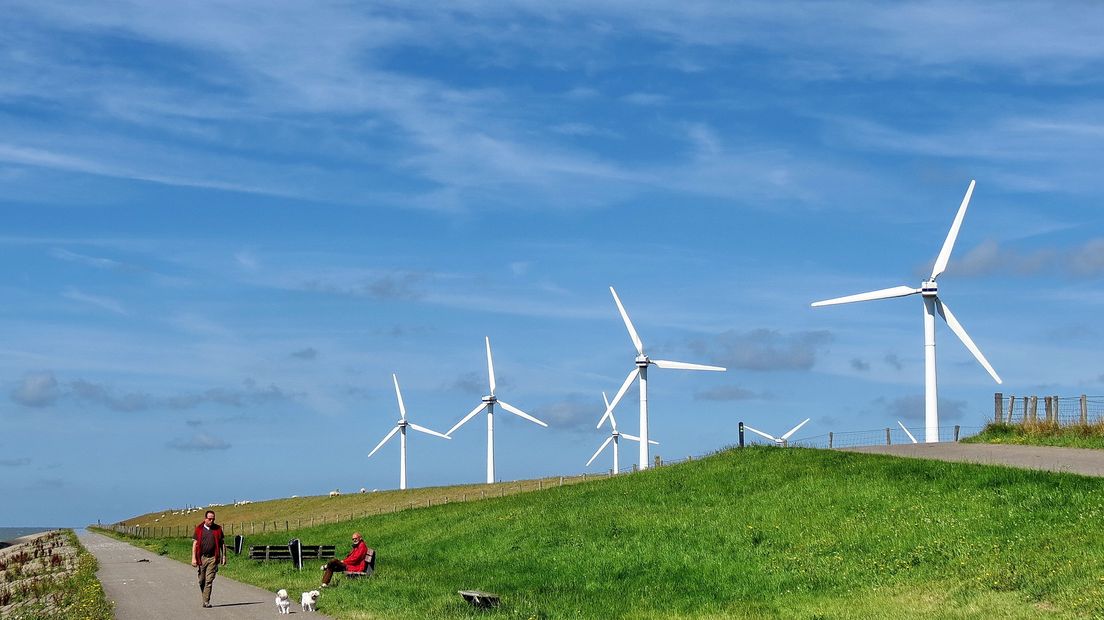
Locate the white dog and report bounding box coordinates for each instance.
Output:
[275,589,291,614]
[301,590,320,612]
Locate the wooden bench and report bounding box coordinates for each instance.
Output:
[248,544,336,562]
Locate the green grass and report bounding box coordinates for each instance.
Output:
[103,448,1104,619]
[963,422,1104,449]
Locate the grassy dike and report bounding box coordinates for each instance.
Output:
[105,448,1104,619]
[964,422,1104,450]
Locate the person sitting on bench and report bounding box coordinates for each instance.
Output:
[321,531,371,586]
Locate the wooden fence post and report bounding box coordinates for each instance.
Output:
[828,432,833,449]
[1030,396,1038,423]
[885,428,891,445]
[954,425,960,442]
[654,455,661,468]
[1007,396,1016,423]
[1081,394,1089,425]
[1044,396,1053,423]
[994,392,1003,423]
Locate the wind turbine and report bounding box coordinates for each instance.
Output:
[811,180,1002,443]
[602,286,726,470]
[743,418,810,446]
[366,374,450,490]
[446,337,547,484]
[587,392,658,473]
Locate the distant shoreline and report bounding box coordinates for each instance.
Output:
[0,526,58,548]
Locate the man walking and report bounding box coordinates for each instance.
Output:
[191,510,226,608]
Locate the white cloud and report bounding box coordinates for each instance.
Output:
[62,288,128,316]
[168,432,231,451]
[10,372,60,408]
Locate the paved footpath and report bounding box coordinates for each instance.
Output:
[79,530,335,619]
[843,442,1104,477]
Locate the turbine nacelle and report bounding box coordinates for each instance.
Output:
[482,395,496,404]
[921,280,938,297]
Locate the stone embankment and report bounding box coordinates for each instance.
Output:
[0,530,112,619]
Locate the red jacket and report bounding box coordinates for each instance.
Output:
[193,523,223,563]
[342,540,369,572]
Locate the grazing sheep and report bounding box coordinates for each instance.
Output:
[329,489,340,497]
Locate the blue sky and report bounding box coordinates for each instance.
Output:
[3,2,1104,527]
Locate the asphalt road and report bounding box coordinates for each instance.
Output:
[79,530,335,619]
[843,442,1104,477]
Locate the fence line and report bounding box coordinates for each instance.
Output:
[993,392,1104,426]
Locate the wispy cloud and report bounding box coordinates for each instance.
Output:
[946,238,1104,278]
[694,385,767,401]
[291,347,319,361]
[9,373,301,412]
[0,457,32,467]
[872,394,967,423]
[689,329,833,371]
[168,432,231,451]
[50,248,135,272]
[62,288,128,316]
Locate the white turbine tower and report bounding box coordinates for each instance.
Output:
[366,374,450,490]
[446,337,547,484]
[602,286,726,470]
[743,418,810,446]
[587,392,658,473]
[811,180,1002,443]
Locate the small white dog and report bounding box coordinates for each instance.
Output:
[274,589,291,614]
[301,590,320,612]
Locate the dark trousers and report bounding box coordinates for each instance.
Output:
[321,559,347,585]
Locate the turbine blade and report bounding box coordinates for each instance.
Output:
[652,359,726,372]
[610,286,644,355]
[898,420,918,444]
[367,426,400,458]
[599,391,619,430]
[619,433,659,446]
[599,368,639,428]
[811,285,920,307]
[931,180,976,280]
[499,400,549,427]
[408,423,450,439]
[935,298,1002,384]
[485,336,496,396]
[780,418,811,441]
[446,403,487,436]
[392,374,407,420]
[743,425,778,442]
[587,436,614,467]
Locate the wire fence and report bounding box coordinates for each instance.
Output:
[994,393,1104,426]
[787,425,983,449]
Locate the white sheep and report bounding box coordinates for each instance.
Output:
[329,489,340,497]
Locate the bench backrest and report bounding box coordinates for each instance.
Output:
[247,544,336,561]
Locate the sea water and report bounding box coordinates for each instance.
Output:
[0,526,56,543]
